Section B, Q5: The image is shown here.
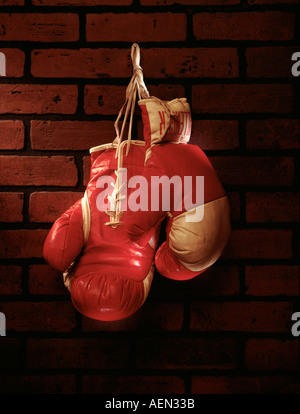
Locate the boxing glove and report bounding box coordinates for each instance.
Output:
[43,140,162,321]
[43,44,159,321]
[124,96,231,281]
[43,43,231,322]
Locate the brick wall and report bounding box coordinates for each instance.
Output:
[0,0,299,395]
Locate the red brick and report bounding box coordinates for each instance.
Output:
[0,13,79,42]
[29,191,83,222]
[0,120,24,150]
[190,120,239,150]
[227,192,240,222]
[245,339,299,370]
[0,265,22,295]
[144,84,186,101]
[192,84,293,114]
[31,120,114,150]
[152,265,240,298]
[0,49,25,77]
[245,265,299,296]
[246,192,299,223]
[0,84,78,114]
[33,0,132,4]
[84,85,128,115]
[136,337,238,369]
[210,156,294,187]
[31,49,132,79]
[82,375,185,394]
[193,12,294,41]
[0,374,76,394]
[37,48,238,78]
[190,301,295,333]
[246,119,300,150]
[246,47,299,78]
[82,302,184,332]
[194,267,237,297]
[142,0,239,3]
[140,48,238,78]
[223,229,293,259]
[1,301,76,332]
[85,84,186,116]
[0,156,78,186]
[27,338,130,369]
[0,192,23,222]
[28,264,68,295]
[191,375,296,394]
[86,13,186,42]
[0,0,24,4]
[248,0,299,4]
[0,229,48,258]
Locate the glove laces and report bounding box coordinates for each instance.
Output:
[105,43,149,228]
[105,43,176,228]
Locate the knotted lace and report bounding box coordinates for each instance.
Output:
[105,43,149,228]
[105,44,176,228]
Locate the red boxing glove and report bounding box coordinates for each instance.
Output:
[43,141,161,321]
[43,43,231,321]
[43,199,85,275]
[128,99,231,281]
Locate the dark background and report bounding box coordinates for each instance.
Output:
[0,0,299,395]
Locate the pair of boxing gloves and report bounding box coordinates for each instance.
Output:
[43,96,231,322]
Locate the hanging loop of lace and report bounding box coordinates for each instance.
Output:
[113,43,150,158]
[106,43,150,228]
